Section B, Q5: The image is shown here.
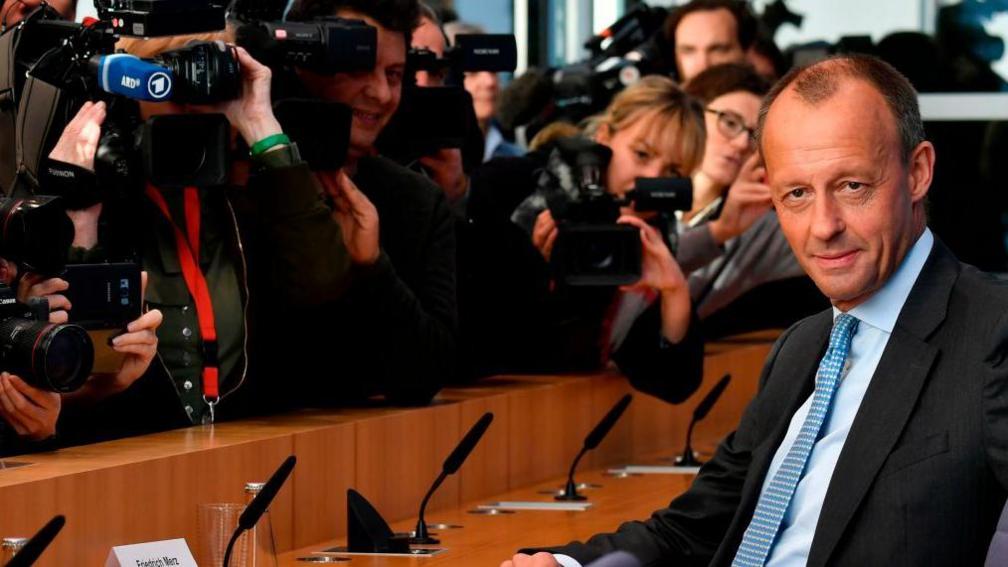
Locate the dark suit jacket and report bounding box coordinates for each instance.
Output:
[548,239,1008,566]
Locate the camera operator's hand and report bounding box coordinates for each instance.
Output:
[48,100,105,172]
[618,215,691,344]
[217,46,283,148]
[48,100,107,250]
[94,272,161,396]
[17,274,71,325]
[419,149,468,203]
[532,209,558,262]
[0,373,60,440]
[318,171,380,265]
[708,152,772,245]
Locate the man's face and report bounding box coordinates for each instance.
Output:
[297,10,406,160]
[674,8,745,83]
[762,79,933,311]
[412,17,446,87]
[2,0,74,25]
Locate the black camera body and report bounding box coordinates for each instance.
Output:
[236,18,377,75]
[0,284,93,393]
[541,138,692,286]
[96,0,226,38]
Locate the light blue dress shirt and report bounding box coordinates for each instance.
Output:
[555,228,934,567]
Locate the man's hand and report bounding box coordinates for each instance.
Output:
[217,46,283,147]
[708,152,772,245]
[17,274,71,324]
[318,170,381,265]
[48,100,105,172]
[419,149,468,203]
[500,553,562,567]
[0,372,60,440]
[532,209,559,262]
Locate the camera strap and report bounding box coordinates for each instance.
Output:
[145,184,220,420]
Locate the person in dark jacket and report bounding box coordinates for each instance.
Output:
[463,76,708,404]
[285,0,457,405]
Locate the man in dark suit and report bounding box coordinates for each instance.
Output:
[502,54,1008,567]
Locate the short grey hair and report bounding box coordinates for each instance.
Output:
[756,54,926,164]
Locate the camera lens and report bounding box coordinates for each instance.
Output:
[0,319,93,393]
[158,41,241,104]
[0,197,73,275]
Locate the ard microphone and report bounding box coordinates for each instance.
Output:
[675,374,731,467]
[222,455,297,567]
[556,394,632,501]
[91,54,174,102]
[6,515,65,567]
[411,412,494,544]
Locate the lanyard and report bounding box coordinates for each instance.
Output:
[145,184,220,421]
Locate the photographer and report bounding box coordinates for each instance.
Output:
[467,76,707,402]
[0,0,74,28]
[678,63,826,336]
[0,255,160,453]
[283,0,457,404]
[39,33,356,436]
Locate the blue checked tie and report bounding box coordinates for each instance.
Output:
[731,313,859,567]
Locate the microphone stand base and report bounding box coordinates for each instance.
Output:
[408,536,441,545]
[674,452,704,467]
[553,492,588,502]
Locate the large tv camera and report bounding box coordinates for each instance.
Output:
[498,4,670,141]
[536,138,692,286]
[376,33,518,167]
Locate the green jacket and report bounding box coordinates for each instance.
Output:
[60,148,352,437]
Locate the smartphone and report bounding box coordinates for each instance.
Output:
[62,262,144,374]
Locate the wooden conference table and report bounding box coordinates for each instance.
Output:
[0,330,779,566]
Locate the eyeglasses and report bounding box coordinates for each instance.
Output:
[706,108,757,149]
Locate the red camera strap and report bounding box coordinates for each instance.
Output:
[145,184,220,402]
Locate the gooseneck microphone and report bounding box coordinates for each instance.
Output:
[222,455,297,567]
[411,412,494,545]
[675,374,731,466]
[556,394,633,501]
[6,515,65,567]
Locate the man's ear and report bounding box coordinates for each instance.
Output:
[907,140,935,204]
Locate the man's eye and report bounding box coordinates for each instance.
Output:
[634,150,650,161]
[846,181,863,190]
[788,188,807,199]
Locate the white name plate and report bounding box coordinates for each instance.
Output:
[105,538,197,567]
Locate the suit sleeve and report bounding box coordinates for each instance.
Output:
[611,304,704,404]
[983,309,1008,490]
[537,324,798,566]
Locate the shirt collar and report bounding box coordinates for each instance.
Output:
[833,227,934,333]
[484,124,504,162]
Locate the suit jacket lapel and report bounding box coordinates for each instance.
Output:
[806,240,959,566]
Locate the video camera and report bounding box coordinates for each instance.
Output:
[498,4,670,142]
[536,138,692,286]
[376,33,518,167]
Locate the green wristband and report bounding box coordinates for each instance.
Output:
[250,133,291,157]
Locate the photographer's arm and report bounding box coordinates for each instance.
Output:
[611,215,703,404]
[226,47,353,305]
[321,171,457,402]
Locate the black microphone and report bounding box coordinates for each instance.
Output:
[6,515,65,567]
[675,374,731,467]
[411,412,494,545]
[222,455,297,567]
[556,394,632,501]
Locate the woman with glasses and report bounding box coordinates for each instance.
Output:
[680,63,827,336]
